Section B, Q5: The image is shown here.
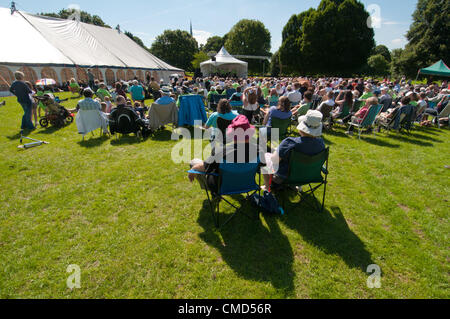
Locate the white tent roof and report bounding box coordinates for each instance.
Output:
[0,8,182,71]
[200,47,248,77]
[200,47,248,67]
[0,8,73,65]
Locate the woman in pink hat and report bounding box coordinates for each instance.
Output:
[189,115,263,192]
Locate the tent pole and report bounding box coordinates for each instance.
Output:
[0,73,11,87]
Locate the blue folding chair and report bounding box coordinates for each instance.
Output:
[269,101,278,107]
[230,101,244,114]
[226,89,237,100]
[188,161,261,228]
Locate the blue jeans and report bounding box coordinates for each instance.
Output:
[20,101,35,130]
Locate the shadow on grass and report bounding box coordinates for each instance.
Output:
[414,126,441,136]
[280,197,374,272]
[362,136,400,148]
[6,132,23,141]
[110,134,141,146]
[324,129,349,138]
[77,135,110,148]
[37,126,65,135]
[406,132,443,143]
[151,129,174,142]
[385,134,434,147]
[6,127,40,140]
[151,126,206,142]
[322,136,334,146]
[197,199,295,296]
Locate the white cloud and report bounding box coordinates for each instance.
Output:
[391,38,407,47]
[383,21,401,25]
[193,30,212,46]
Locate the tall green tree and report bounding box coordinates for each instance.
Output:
[192,51,210,70]
[270,50,281,77]
[367,54,390,76]
[279,9,314,75]
[150,30,198,71]
[279,0,375,76]
[124,31,146,49]
[203,36,226,54]
[224,19,271,73]
[373,45,391,62]
[396,0,450,78]
[40,9,110,28]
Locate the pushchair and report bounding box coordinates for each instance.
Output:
[109,106,153,140]
[37,94,73,128]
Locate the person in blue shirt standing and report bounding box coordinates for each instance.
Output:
[9,71,35,130]
[155,87,176,105]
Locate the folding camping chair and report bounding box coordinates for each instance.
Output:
[318,103,334,130]
[148,102,178,131]
[311,96,323,110]
[230,101,244,114]
[268,117,292,149]
[352,99,364,113]
[271,147,329,213]
[226,88,236,100]
[429,103,450,129]
[269,101,279,107]
[210,117,233,147]
[348,104,383,140]
[109,107,146,141]
[376,107,403,133]
[333,103,351,127]
[188,161,261,228]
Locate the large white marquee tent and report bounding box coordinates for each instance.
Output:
[0,7,184,92]
[200,47,248,78]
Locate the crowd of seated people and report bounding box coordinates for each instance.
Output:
[185,75,448,194]
[14,71,449,134]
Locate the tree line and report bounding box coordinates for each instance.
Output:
[40,0,449,78]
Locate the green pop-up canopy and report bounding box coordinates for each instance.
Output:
[418,60,450,77]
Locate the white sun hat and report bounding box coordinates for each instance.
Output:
[297,110,323,137]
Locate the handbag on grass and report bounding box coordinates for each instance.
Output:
[250,191,284,215]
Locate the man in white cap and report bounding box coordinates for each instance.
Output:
[262,110,326,190]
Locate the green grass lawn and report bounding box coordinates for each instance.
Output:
[0,92,449,299]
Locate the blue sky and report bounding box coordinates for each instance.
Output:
[4,0,416,52]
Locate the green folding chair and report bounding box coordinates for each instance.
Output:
[271,117,292,140]
[272,147,329,213]
[348,104,383,140]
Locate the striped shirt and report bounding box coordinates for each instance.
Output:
[77,98,101,111]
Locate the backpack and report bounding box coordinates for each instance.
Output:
[250,191,284,215]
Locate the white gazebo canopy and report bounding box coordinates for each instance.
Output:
[200,47,248,78]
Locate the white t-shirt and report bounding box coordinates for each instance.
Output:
[287,90,302,104]
[418,100,427,109]
[244,103,259,111]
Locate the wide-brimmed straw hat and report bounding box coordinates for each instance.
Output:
[297,110,323,137]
